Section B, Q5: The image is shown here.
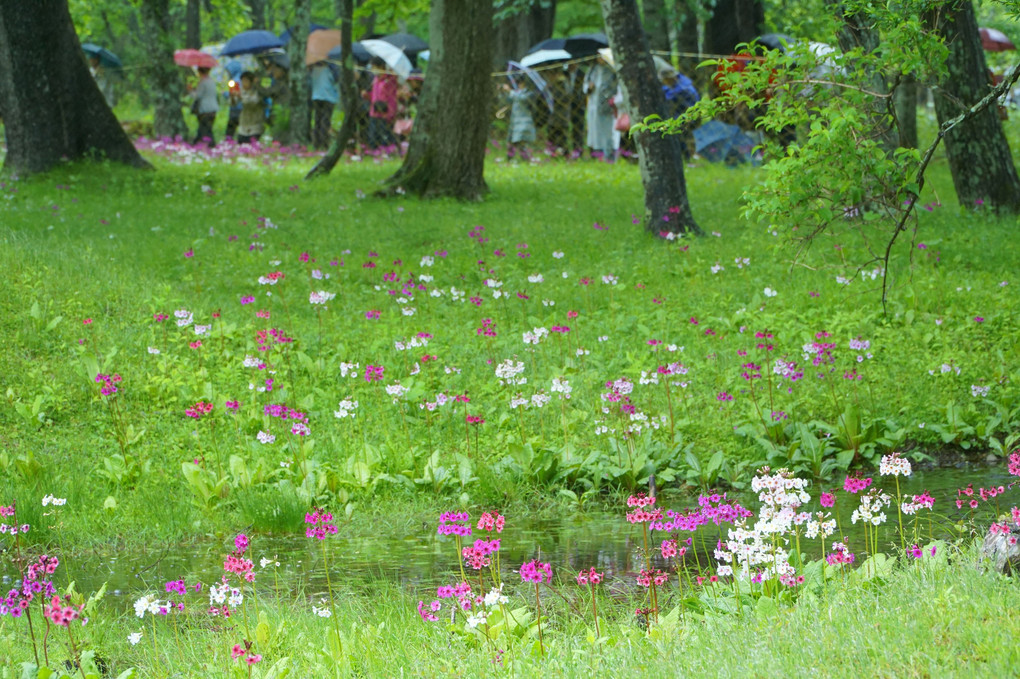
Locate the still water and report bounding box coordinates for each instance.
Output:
[7,466,1008,605]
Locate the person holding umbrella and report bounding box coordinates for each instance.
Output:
[584,53,617,161]
[88,55,116,108]
[365,57,398,150]
[310,61,339,149]
[187,66,220,147]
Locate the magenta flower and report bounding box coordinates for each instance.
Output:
[820,492,835,508]
[520,559,552,584]
[305,509,338,540]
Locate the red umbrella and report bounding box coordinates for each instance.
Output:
[979,27,1016,52]
[174,49,218,68]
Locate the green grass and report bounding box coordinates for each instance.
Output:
[1,151,1019,677]
[3,542,1019,676]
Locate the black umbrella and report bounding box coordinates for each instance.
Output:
[563,32,609,58]
[82,43,122,70]
[380,32,428,56]
[327,42,372,64]
[526,37,566,55]
[754,33,795,52]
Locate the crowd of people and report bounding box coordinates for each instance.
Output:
[89,49,699,160]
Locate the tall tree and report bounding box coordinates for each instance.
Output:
[385,0,494,200]
[641,0,672,53]
[0,0,150,175]
[493,0,557,68]
[704,0,763,55]
[894,74,918,149]
[140,0,189,139]
[250,0,267,29]
[925,0,1020,211]
[287,0,311,146]
[830,2,897,153]
[185,0,201,48]
[599,0,699,234]
[306,0,359,179]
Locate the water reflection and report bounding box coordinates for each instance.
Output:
[7,466,1007,606]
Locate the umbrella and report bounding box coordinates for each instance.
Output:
[526,38,567,54]
[261,49,290,71]
[693,120,758,164]
[82,43,122,70]
[380,32,428,57]
[306,29,342,65]
[221,30,284,56]
[980,27,1016,52]
[280,23,328,43]
[507,61,554,111]
[563,32,609,58]
[327,42,372,65]
[418,50,430,62]
[520,48,572,68]
[754,33,795,52]
[174,49,218,68]
[598,48,673,76]
[359,39,413,79]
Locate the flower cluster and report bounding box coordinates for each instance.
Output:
[438,512,472,536]
[520,560,553,584]
[575,568,603,586]
[95,372,122,396]
[305,509,338,540]
[851,489,892,526]
[879,452,912,477]
[476,511,505,533]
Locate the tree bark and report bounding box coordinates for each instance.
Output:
[600,0,700,234]
[286,0,311,146]
[249,0,266,29]
[926,0,1020,212]
[704,0,764,56]
[894,73,918,149]
[185,0,201,49]
[306,0,358,179]
[384,0,494,201]
[642,0,671,53]
[492,1,557,69]
[0,0,150,175]
[140,0,189,139]
[831,3,897,153]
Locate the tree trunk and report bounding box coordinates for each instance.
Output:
[140,0,189,139]
[704,0,764,56]
[600,0,700,234]
[831,3,897,153]
[306,0,358,179]
[250,0,266,29]
[185,0,201,49]
[286,0,311,146]
[642,0,671,53]
[492,1,557,69]
[926,0,1020,212]
[384,0,493,200]
[0,0,150,175]
[894,73,918,149]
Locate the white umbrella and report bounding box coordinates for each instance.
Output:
[520,49,571,69]
[360,39,413,79]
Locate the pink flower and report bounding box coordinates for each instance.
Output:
[520,559,552,584]
[231,644,246,660]
[819,492,835,508]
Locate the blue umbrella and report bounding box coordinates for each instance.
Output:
[327,42,372,64]
[279,24,328,43]
[693,120,758,164]
[221,30,284,56]
[82,43,122,70]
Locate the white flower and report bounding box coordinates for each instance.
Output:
[334,398,359,419]
[710,263,725,274]
[174,309,193,327]
[511,395,529,409]
[194,324,211,335]
[401,307,416,316]
[763,287,777,298]
[128,631,143,645]
[42,495,66,507]
[260,556,279,569]
[495,359,527,386]
[879,453,911,477]
[209,582,229,605]
[228,588,244,607]
[133,595,155,618]
[466,611,488,629]
[147,346,161,355]
[483,586,508,608]
[256,431,275,444]
[601,274,618,285]
[530,392,550,408]
[551,377,572,399]
[971,384,990,398]
[420,255,434,267]
[385,383,409,403]
[552,251,564,259]
[528,273,544,283]
[309,290,336,305]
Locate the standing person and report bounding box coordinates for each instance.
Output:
[504,82,536,161]
[545,69,569,155]
[365,57,397,150]
[584,57,617,160]
[566,63,587,158]
[88,55,115,109]
[235,72,265,145]
[310,61,339,150]
[188,66,219,146]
